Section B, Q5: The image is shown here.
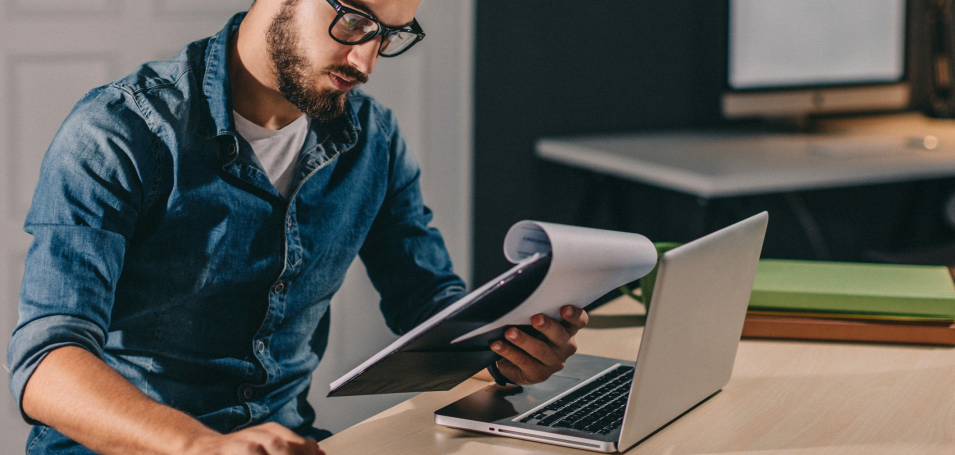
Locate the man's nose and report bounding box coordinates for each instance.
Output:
[347,38,379,75]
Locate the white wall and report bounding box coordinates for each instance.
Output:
[0,0,473,450]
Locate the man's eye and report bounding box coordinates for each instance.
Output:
[341,14,364,30]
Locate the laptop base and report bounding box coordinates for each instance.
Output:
[435,413,618,453]
[435,354,627,453]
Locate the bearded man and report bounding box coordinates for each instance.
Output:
[7,1,588,454]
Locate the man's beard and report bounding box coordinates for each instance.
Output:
[266,0,368,122]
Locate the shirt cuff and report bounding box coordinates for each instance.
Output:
[7,315,106,425]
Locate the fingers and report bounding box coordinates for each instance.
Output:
[561,305,589,336]
[229,423,323,455]
[246,423,304,453]
[488,307,589,386]
[508,327,564,366]
[530,314,575,357]
[491,327,566,384]
[492,338,545,384]
[493,357,527,384]
[307,438,324,455]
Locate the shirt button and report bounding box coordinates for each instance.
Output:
[241,386,253,401]
[287,216,292,227]
[227,143,237,155]
[256,341,266,353]
[273,283,285,293]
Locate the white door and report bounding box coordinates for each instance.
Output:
[0,0,474,448]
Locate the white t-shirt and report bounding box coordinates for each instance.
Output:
[233,110,310,199]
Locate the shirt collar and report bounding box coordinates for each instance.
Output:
[202,12,243,138]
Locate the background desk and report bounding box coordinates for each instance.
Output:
[537,114,955,198]
[320,297,955,454]
[535,114,955,264]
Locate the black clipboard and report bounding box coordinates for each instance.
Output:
[328,253,551,397]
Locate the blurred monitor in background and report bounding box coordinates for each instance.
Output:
[723,0,910,121]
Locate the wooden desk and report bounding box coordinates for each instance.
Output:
[320,297,955,454]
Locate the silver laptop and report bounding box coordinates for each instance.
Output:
[435,212,768,452]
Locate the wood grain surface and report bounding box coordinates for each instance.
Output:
[320,296,955,454]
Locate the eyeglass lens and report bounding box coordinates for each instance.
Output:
[332,13,419,56]
[334,13,379,42]
[378,32,419,56]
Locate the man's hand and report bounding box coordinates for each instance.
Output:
[490,305,589,385]
[185,423,324,455]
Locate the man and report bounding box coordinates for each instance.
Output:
[7,0,588,454]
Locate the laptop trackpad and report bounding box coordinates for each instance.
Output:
[440,376,580,423]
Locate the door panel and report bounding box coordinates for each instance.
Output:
[0,2,260,449]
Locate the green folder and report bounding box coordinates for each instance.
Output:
[748,259,955,320]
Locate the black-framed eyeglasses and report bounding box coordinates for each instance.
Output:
[325,0,425,57]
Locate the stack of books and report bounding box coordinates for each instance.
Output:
[742,259,955,346]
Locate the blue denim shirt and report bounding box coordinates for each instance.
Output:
[7,13,465,452]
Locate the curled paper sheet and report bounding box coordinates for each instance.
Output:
[452,221,657,344]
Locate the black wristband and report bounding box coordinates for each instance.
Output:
[487,361,514,386]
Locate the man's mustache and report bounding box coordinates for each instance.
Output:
[324,64,368,84]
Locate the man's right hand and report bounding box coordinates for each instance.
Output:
[185,423,324,455]
[22,347,326,455]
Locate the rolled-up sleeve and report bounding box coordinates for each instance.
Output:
[358,108,467,335]
[6,85,153,423]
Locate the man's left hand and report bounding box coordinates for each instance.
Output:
[490,305,589,385]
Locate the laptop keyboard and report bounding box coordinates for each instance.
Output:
[518,365,633,435]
